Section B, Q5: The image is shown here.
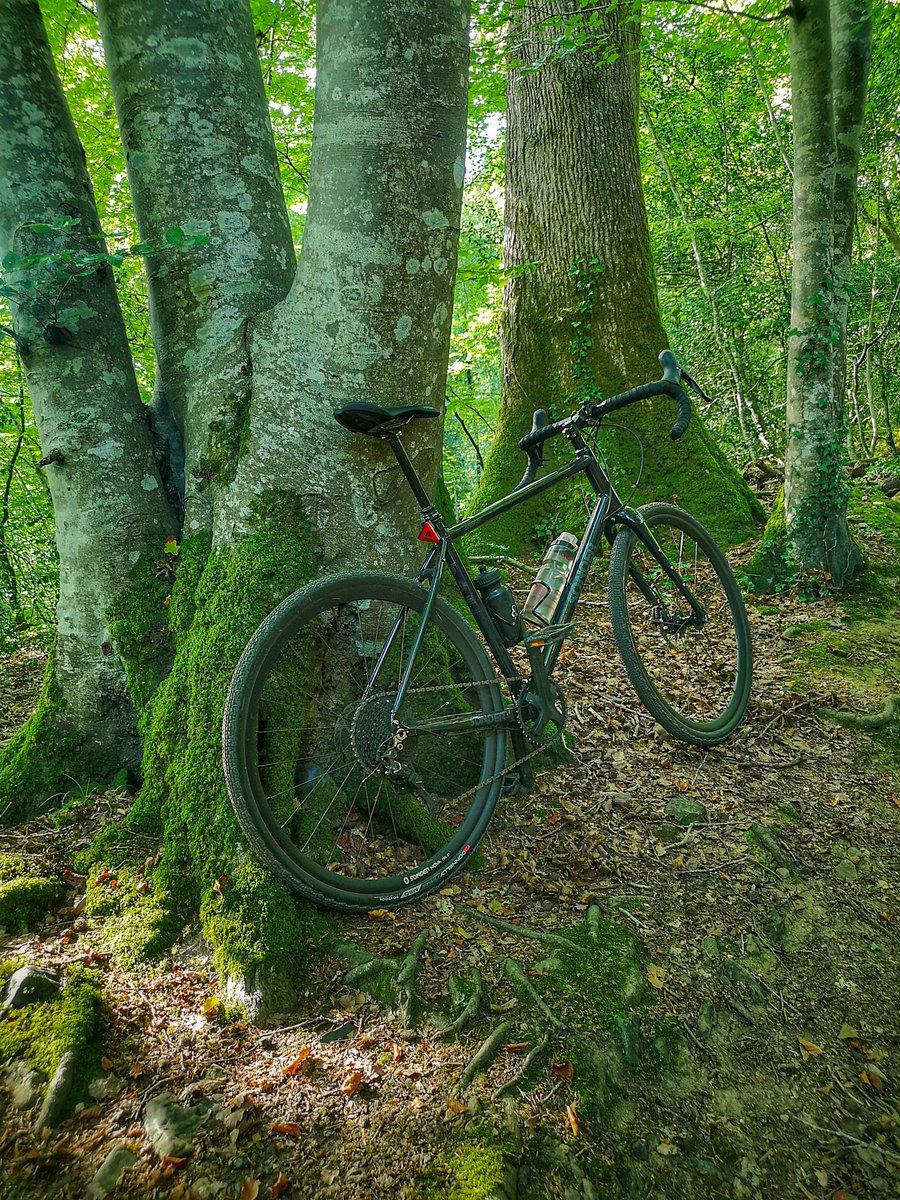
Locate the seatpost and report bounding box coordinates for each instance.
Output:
[386,431,434,512]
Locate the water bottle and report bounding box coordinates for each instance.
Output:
[474,567,523,647]
[523,533,578,627]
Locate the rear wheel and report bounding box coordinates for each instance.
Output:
[608,504,752,745]
[222,573,507,912]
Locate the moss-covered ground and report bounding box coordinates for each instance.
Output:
[0,962,103,1109]
[84,503,336,1001]
[0,851,64,932]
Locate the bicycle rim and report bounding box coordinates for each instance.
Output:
[223,574,507,909]
[609,505,751,742]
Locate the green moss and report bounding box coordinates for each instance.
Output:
[107,541,175,717]
[538,911,648,1034]
[746,487,788,593]
[0,651,84,824]
[0,964,103,1105]
[101,497,335,991]
[0,875,65,932]
[83,865,186,969]
[419,1138,506,1200]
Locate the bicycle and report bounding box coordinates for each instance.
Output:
[222,350,752,913]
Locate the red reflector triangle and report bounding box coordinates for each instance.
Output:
[418,521,440,543]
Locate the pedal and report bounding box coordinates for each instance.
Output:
[523,622,575,648]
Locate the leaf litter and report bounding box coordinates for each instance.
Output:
[0,530,898,1198]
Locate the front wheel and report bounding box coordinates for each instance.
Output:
[222,573,507,912]
[608,504,752,745]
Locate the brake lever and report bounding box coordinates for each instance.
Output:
[680,368,712,404]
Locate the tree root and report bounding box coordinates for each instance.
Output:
[459,906,581,952]
[748,822,791,867]
[493,1032,552,1100]
[461,1020,513,1088]
[818,694,900,730]
[436,968,485,1041]
[343,928,428,1028]
[503,959,563,1028]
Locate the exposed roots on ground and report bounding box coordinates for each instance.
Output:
[819,693,900,729]
[342,928,428,1028]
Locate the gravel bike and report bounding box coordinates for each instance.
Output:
[222,351,752,912]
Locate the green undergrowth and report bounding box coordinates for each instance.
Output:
[88,497,336,999]
[0,852,65,931]
[776,485,900,702]
[0,963,103,1105]
[417,1133,507,1200]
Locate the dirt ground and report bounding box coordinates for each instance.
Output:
[1,512,898,1200]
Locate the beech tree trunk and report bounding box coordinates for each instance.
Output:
[0,0,175,816]
[73,0,469,1018]
[468,0,762,554]
[776,0,869,586]
[96,0,297,537]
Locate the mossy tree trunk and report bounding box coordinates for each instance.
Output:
[758,0,870,588]
[79,0,470,1015]
[95,0,298,537]
[0,0,176,818]
[467,0,762,555]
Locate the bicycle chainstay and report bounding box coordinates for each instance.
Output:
[354,675,565,810]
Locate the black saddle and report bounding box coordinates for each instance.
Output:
[334,402,439,436]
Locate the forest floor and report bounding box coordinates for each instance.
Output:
[1,482,899,1200]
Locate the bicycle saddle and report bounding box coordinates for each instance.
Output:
[334,402,440,435]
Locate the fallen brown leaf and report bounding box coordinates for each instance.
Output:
[341,1070,363,1097]
[240,1180,260,1200]
[282,1047,311,1077]
[270,1174,290,1199]
[271,1122,303,1139]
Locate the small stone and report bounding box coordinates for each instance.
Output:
[88,1074,124,1101]
[664,797,707,826]
[701,936,723,961]
[203,1064,227,1082]
[4,1060,46,1109]
[467,1095,482,1115]
[834,860,858,883]
[86,1142,137,1198]
[191,1177,228,1200]
[1,965,60,1012]
[144,1091,209,1159]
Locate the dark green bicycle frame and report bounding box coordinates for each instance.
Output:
[377,421,707,759]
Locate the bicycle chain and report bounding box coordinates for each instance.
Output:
[355,676,566,809]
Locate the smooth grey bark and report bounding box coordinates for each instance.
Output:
[830,1,873,426]
[0,0,176,797]
[782,0,869,583]
[218,0,471,566]
[96,0,297,536]
[469,0,761,551]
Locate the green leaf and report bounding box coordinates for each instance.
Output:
[1,251,23,272]
[164,226,186,247]
[26,223,56,235]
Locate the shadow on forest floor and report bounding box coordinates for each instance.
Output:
[1,483,899,1200]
